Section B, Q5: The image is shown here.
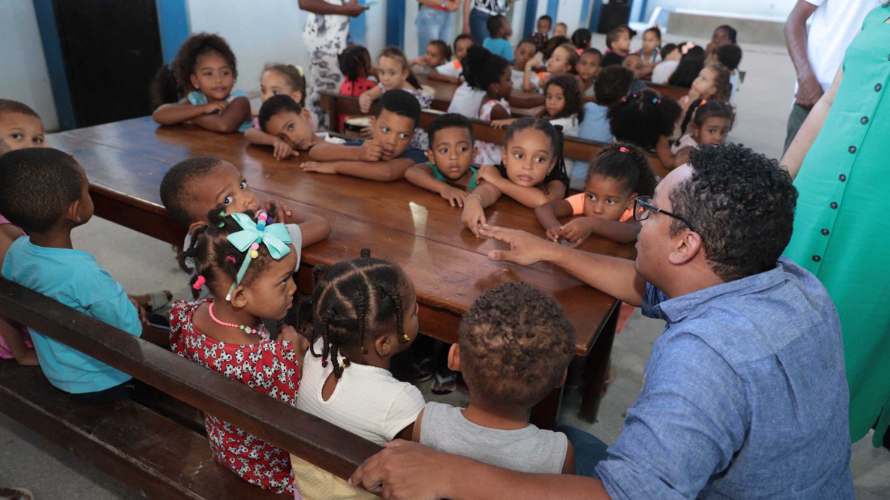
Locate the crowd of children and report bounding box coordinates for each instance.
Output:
[1,18,750,499]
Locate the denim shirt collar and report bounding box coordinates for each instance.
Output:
[653,260,787,323]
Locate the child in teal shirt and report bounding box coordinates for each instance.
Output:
[482,15,515,62]
[405,113,480,207]
[0,148,168,402]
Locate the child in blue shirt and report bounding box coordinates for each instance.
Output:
[0,148,169,403]
[482,15,514,62]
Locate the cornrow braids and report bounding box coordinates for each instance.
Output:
[305,251,410,379]
[180,205,274,299]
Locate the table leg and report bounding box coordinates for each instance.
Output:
[579,301,620,422]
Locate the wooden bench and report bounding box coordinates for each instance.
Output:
[0,278,381,499]
[321,91,670,177]
[643,82,689,101]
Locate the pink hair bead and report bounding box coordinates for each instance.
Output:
[258,213,268,221]
[251,242,260,251]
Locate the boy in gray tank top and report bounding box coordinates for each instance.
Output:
[410,282,576,474]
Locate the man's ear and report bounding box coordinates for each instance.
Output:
[668,230,703,266]
[555,368,568,389]
[66,199,82,223]
[189,74,200,91]
[447,344,462,373]
[230,284,250,309]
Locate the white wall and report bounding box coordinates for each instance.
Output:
[0,2,59,131]
[644,0,797,22]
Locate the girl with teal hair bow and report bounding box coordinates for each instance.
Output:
[169,207,311,494]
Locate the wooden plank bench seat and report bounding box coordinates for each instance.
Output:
[0,278,382,498]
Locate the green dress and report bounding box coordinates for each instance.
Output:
[784,4,890,447]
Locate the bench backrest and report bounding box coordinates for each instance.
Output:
[0,278,380,480]
[320,92,669,176]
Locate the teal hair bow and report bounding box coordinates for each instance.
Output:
[225,212,292,301]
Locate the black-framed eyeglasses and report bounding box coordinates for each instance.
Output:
[633,196,697,233]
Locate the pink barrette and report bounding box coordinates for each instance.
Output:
[193,275,206,290]
[681,42,696,56]
[619,147,629,153]
[225,255,237,263]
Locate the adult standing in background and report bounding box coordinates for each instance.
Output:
[463,0,515,47]
[782,0,876,153]
[299,0,367,130]
[416,0,461,57]
[782,2,890,449]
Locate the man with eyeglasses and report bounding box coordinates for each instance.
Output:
[349,143,854,500]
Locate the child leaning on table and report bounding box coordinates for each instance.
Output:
[152,33,252,133]
[290,252,425,500]
[172,207,309,494]
[257,95,345,156]
[244,63,309,159]
[535,143,656,246]
[0,149,169,401]
[159,156,330,299]
[412,282,575,474]
[405,113,479,206]
[461,117,569,236]
[303,89,428,181]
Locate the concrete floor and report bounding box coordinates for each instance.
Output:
[2,31,889,500]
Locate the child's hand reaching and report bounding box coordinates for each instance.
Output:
[461,195,486,237]
[301,161,338,174]
[265,199,293,221]
[545,225,562,242]
[272,138,298,161]
[360,140,385,161]
[439,186,470,207]
[359,93,374,113]
[203,101,227,115]
[558,218,595,247]
[491,119,517,129]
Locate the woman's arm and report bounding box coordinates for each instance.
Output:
[191,96,251,133]
[299,0,366,16]
[781,65,843,180]
[153,98,217,125]
[462,0,473,34]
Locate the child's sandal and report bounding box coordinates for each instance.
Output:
[431,371,458,396]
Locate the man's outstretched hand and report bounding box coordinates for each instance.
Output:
[479,224,556,266]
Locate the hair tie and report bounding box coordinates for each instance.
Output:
[225,255,236,264]
[224,210,292,301]
[701,99,707,105]
[681,41,696,55]
[652,98,659,104]
[619,146,629,153]
[292,64,304,77]
[193,275,206,290]
[621,96,627,102]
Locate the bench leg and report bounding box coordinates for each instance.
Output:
[578,302,619,423]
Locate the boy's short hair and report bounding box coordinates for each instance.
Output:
[715,44,743,71]
[258,94,302,132]
[160,156,224,228]
[428,113,474,147]
[538,15,552,25]
[594,65,634,106]
[660,43,678,59]
[487,15,506,37]
[376,89,421,127]
[459,282,575,409]
[0,148,83,233]
[0,99,40,121]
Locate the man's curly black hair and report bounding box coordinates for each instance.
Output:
[670,143,797,282]
[459,282,575,409]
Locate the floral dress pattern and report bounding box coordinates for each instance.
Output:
[475,98,510,165]
[303,0,351,131]
[169,299,301,494]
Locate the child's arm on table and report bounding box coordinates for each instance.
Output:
[655,135,691,170]
[428,69,460,84]
[404,163,471,206]
[477,165,565,208]
[0,318,38,366]
[301,157,416,182]
[245,128,297,160]
[535,199,574,240]
[309,140,383,162]
[190,96,251,133]
[153,98,225,125]
[287,211,331,247]
[359,86,385,113]
[461,182,502,236]
[559,217,640,246]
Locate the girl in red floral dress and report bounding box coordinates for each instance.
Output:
[170,207,309,494]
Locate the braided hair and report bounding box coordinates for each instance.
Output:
[179,205,279,298]
[299,250,411,379]
[590,143,657,197]
[607,90,682,150]
[504,117,568,184]
[338,46,372,83]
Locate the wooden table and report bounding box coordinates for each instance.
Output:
[49,117,635,427]
[417,74,545,112]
